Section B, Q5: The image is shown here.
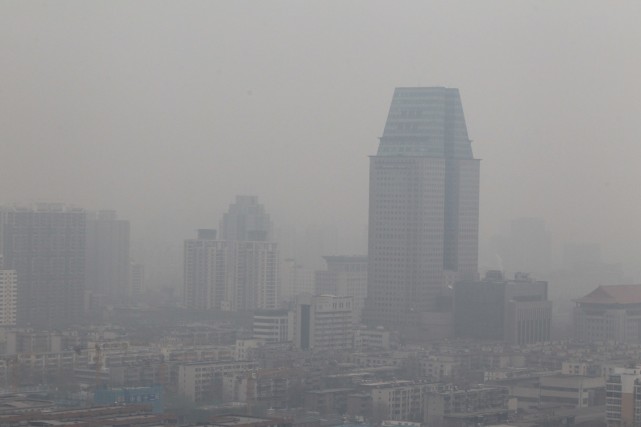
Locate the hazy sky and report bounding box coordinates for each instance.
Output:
[2,1,641,278]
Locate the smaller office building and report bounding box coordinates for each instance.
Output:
[454,271,552,344]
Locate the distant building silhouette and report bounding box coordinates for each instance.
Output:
[85,210,130,307]
[220,195,272,242]
[494,217,550,276]
[130,262,145,300]
[315,255,367,325]
[0,269,17,326]
[363,87,480,339]
[454,271,552,344]
[1,203,86,328]
[183,197,279,311]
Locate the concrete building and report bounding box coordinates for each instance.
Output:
[454,271,552,344]
[1,204,86,328]
[177,360,258,403]
[305,388,354,416]
[293,294,353,352]
[354,327,392,351]
[183,229,279,311]
[424,386,509,427]
[364,380,445,422]
[224,368,301,409]
[85,210,130,307]
[315,256,367,324]
[574,284,641,343]
[363,87,480,339]
[605,366,641,427]
[253,309,293,343]
[0,270,17,326]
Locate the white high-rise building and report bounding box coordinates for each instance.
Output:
[184,196,279,312]
[0,270,17,326]
[183,230,279,311]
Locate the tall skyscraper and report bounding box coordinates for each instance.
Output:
[363,87,480,338]
[85,210,130,307]
[1,203,86,328]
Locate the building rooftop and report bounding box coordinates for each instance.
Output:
[377,87,473,159]
[575,284,641,305]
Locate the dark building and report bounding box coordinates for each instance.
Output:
[363,87,480,338]
[1,204,86,328]
[454,271,552,344]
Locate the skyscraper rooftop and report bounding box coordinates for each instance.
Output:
[378,87,472,159]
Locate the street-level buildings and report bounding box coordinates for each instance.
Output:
[363,87,480,339]
[177,360,258,403]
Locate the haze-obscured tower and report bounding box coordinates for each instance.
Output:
[1,203,86,328]
[363,87,480,337]
[86,210,130,307]
[220,196,272,242]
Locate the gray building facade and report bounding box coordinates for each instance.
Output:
[85,210,130,307]
[454,271,552,344]
[363,87,480,338]
[1,203,86,328]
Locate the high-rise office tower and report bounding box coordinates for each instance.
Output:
[363,87,480,338]
[85,210,130,306]
[1,203,87,328]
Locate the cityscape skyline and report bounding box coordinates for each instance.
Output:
[2,3,641,424]
[3,2,641,287]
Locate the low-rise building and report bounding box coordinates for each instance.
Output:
[574,284,641,343]
[177,360,258,403]
[424,386,509,427]
[253,310,293,343]
[293,294,353,352]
